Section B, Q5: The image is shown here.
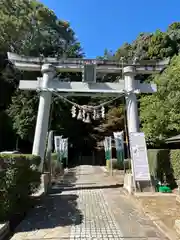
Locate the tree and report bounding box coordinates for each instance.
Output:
[148,30,177,59]
[1,0,83,150]
[115,42,133,61]
[167,22,180,53]
[140,55,180,146]
[96,106,124,138]
[7,91,39,142]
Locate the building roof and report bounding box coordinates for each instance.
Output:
[166,134,180,143]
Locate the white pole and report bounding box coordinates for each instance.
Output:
[124,66,139,133]
[124,66,139,189]
[32,64,55,164]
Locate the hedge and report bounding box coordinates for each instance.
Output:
[50,152,64,177]
[51,152,58,162]
[0,154,41,222]
[111,158,131,170]
[170,150,180,180]
[147,149,180,185]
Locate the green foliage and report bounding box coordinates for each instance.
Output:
[51,152,58,162]
[148,30,177,59]
[0,154,41,221]
[115,43,133,61]
[116,29,178,61]
[147,149,180,187]
[95,105,124,143]
[170,150,180,180]
[50,152,64,178]
[147,149,170,180]
[1,0,83,146]
[111,158,130,170]
[0,0,75,56]
[140,55,180,145]
[2,0,180,163]
[7,91,39,142]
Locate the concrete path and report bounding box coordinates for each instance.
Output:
[10,165,168,240]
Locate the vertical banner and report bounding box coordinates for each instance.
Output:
[103,139,107,159]
[57,138,68,167]
[113,131,124,163]
[54,136,62,153]
[54,136,62,163]
[60,138,68,157]
[64,138,68,167]
[104,136,112,169]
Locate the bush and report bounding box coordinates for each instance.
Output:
[44,152,58,172]
[147,149,177,188]
[0,154,41,222]
[50,152,64,177]
[51,152,58,163]
[147,149,170,181]
[44,152,63,177]
[111,158,131,170]
[170,149,180,180]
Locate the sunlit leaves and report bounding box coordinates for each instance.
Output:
[140,55,180,145]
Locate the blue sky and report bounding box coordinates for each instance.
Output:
[41,0,180,58]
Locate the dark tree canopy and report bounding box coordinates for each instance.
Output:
[1,0,180,151]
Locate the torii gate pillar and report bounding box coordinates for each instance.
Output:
[32,64,55,161]
[124,66,139,133]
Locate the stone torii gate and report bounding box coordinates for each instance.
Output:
[7,52,169,161]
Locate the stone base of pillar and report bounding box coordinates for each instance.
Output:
[123,173,134,194]
[40,172,51,195]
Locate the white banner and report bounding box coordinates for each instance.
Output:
[106,136,112,152]
[54,136,62,152]
[103,139,108,152]
[60,138,68,158]
[64,138,68,158]
[113,131,124,150]
[104,136,112,160]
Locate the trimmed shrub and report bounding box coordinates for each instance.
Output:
[147,149,177,188]
[0,154,41,222]
[170,149,180,180]
[50,152,64,177]
[111,158,131,170]
[147,149,170,181]
[51,152,58,163]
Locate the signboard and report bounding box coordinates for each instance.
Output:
[129,132,151,181]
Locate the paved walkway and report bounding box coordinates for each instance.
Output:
[10,165,168,240]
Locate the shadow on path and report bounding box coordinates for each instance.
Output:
[50,183,123,194]
[15,193,83,233]
[13,168,83,234]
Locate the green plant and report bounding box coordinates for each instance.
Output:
[50,152,63,177]
[51,152,58,162]
[170,149,180,180]
[147,149,177,188]
[0,154,41,221]
[111,158,130,170]
[147,149,171,180]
